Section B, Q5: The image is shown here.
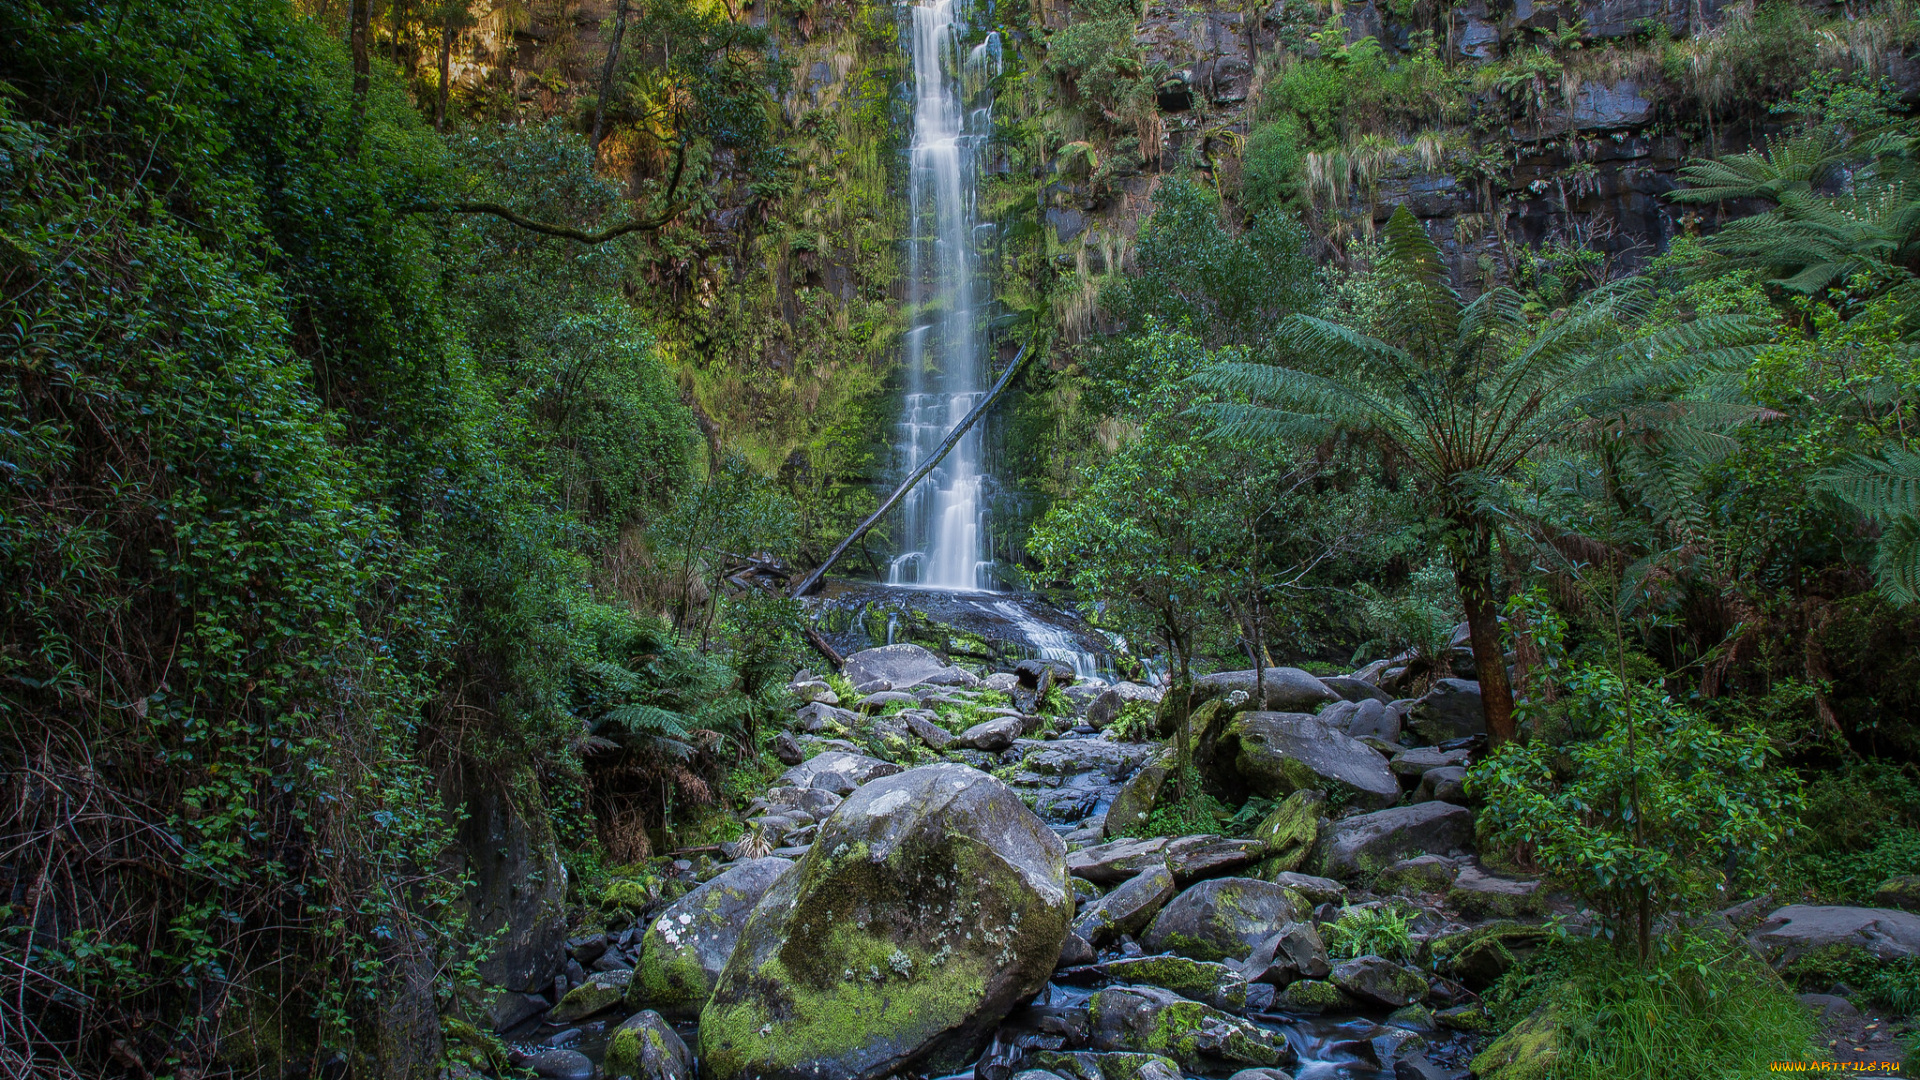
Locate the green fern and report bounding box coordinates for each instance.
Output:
[1817,448,1920,603]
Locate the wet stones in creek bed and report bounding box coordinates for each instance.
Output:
[1075,865,1176,945]
[777,750,902,795]
[631,856,794,1019]
[1239,921,1330,985]
[1312,802,1475,880]
[603,1009,693,1080]
[1330,955,1428,1007]
[699,763,1073,1080]
[843,643,977,691]
[1086,985,1292,1069]
[1088,955,1253,1010]
[1068,834,1261,887]
[1141,877,1309,962]
[1407,679,1485,743]
[1219,713,1400,809]
[953,715,1026,751]
[1190,667,1340,717]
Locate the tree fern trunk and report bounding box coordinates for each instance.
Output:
[1455,523,1517,747]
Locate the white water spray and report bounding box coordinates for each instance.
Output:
[887,0,1000,592]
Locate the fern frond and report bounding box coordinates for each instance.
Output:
[601,704,694,739]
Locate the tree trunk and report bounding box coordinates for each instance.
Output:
[350,0,371,117]
[435,21,452,131]
[590,0,632,163]
[1171,633,1193,804]
[1454,523,1517,747]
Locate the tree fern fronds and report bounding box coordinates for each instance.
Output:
[600,703,694,739]
[1875,515,1920,604]
[1672,128,1852,204]
[1817,448,1920,518]
[1188,401,1339,443]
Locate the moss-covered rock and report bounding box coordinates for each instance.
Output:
[1075,864,1176,945]
[1330,955,1427,1007]
[1094,955,1251,1010]
[1250,789,1325,874]
[1027,1050,1183,1080]
[1375,854,1458,896]
[699,763,1073,1080]
[1470,1004,1560,1080]
[629,856,793,1020]
[549,970,632,1023]
[1434,1002,1494,1032]
[1873,875,1920,912]
[1141,877,1309,962]
[1218,712,1400,809]
[1279,978,1350,1012]
[1445,864,1547,919]
[1311,802,1475,881]
[1427,922,1548,989]
[602,1010,692,1080]
[1087,985,1291,1069]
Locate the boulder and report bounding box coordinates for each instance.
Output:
[777,751,903,795]
[604,1010,693,1080]
[1070,837,1176,885]
[1343,698,1401,743]
[1094,955,1252,1011]
[844,644,961,692]
[859,690,918,713]
[1059,932,1098,967]
[549,969,632,1023]
[1086,985,1290,1068]
[903,712,956,751]
[1104,751,1175,838]
[1279,978,1350,1013]
[521,1049,595,1080]
[953,716,1026,751]
[632,857,794,1019]
[700,763,1073,1080]
[1428,923,1548,989]
[1262,871,1346,907]
[1087,683,1164,728]
[1469,1005,1558,1080]
[1142,878,1307,962]
[471,987,549,1033]
[1748,904,1920,967]
[1239,921,1330,985]
[1191,668,1340,717]
[1414,767,1469,804]
[790,680,839,705]
[1407,680,1484,743]
[1376,855,1459,895]
[1446,864,1547,919]
[772,732,806,766]
[1872,875,1920,912]
[1005,738,1158,827]
[1388,748,1472,778]
[1076,865,1178,944]
[1330,956,1427,1007]
[1219,713,1400,809]
[1027,1050,1183,1080]
[1165,835,1265,883]
[1322,675,1395,705]
[1251,790,1325,875]
[1313,802,1475,880]
[795,701,859,732]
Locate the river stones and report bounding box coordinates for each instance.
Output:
[953,716,1026,751]
[1875,875,1920,912]
[1321,675,1395,705]
[1446,863,1547,919]
[778,750,902,795]
[700,763,1073,1080]
[1104,750,1175,838]
[1027,1050,1184,1080]
[1330,955,1427,1007]
[1141,878,1308,962]
[1086,985,1290,1068]
[1312,802,1475,880]
[631,856,794,1019]
[1219,713,1400,809]
[1086,682,1163,728]
[1192,667,1341,715]
[1407,679,1485,742]
[1748,904,1920,967]
[1428,922,1548,989]
[603,1010,693,1080]
[1414,766,1470,804]
[1092,955,1252,1010]
[1251,790,1325,875]
[1076,865,1177,945]
[843,644,964,691]
[1070,836,1177,885]
[548,969,631,1023]
[1388,747,1472,778]
[1239,921,1330,985]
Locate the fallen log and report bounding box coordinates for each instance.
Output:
[788,341,1033,604]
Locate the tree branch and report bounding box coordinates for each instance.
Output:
[435,199,682,243]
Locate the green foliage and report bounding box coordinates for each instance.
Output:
[1483,932,1825,1079]
[1107,700,1161,742]
[1469,666,1801,949]
[1264,30,1460,152]
[1045,0,1160,139]
[1323,904,1417,961]
[1352,555,1462,669]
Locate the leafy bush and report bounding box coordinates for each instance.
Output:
[1107,700,1160,742]
[1469,666,1801,957]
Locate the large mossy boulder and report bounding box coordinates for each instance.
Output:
[778,750,903,795]
[699,763,1073,1080]
[1312,802,1475,880]
[603,1010,692,1080]
[1076,865,1177,945]
[630,856,794,1019]
[1470,1004,1559,1080]
[1250,789,1325,875]
[1087,985,1290,1069]
[1216,713,1399,809]
[1427,922,1548,989]
[1092,955,1252,1011]
[1104,750,1175,838]
[1141,878,1308,962]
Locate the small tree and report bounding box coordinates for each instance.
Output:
[1467,665,1800,961]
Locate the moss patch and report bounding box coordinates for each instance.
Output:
[1471,1004,1559,1080]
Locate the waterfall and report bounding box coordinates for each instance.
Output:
[887,0,1000,593]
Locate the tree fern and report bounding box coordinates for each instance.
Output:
[1818,448,1920,602]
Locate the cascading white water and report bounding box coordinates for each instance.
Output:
[887,0,1000,593]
